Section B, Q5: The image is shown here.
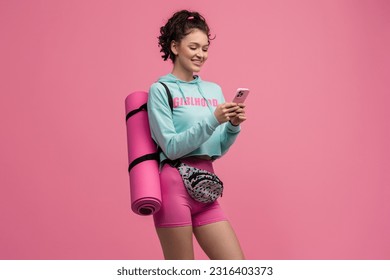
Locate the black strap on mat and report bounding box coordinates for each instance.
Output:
[128,153,160,172]
[126,103,147,121]
[126,82,173,172]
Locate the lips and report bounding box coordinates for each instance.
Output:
[192,60,203,66]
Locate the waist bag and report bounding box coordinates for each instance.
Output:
[166,159,224,203]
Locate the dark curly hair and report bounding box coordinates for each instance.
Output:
[158,10,214,62]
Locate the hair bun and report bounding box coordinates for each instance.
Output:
[158,10,214,62]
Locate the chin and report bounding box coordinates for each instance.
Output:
[191,66,202,72]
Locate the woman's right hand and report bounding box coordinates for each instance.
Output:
[214,102,240,124]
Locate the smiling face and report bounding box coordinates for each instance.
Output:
[171,28,209,80]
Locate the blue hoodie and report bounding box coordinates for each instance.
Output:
[147,74,240,164]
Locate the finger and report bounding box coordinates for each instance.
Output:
[233,113,245,119]
[233,108,245,114]
[228,110,238,115]
[223,106,239,113]
[225,110,237,116]
[229,115,238,120]
[228,106,240,112]
[224,102,238,108]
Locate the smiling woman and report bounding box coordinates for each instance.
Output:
[170,29,209,81]
[146,10,247,260]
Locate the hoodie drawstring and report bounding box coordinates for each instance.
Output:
[175,80,188,101]
[196,83,215,114]
[167,74,215,115]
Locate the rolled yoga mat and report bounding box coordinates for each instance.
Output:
[125,91,162,215]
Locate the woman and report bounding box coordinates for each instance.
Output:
[147,10,247,260]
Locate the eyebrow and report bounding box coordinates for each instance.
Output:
[188,42,209,47]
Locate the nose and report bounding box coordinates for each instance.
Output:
[196,50,204,58]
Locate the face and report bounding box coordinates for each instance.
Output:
[171,28,209,73]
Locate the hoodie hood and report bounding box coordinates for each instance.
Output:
[158,73,202,84]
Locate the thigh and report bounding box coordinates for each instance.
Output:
[192,201,227,227]
[156,226,194,260]
[154,163,192,227]
[193,221,245,260]
[154,164,195,259]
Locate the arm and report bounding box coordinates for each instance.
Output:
[219,93,242,155]
[147,83,220,160]
[220,121,241,155]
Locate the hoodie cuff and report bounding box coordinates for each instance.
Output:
[206,113,220,130]
[227,121,241,133]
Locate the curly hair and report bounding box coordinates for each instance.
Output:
[158,10,214,62]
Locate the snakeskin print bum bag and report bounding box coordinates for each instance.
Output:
[166,160,224,203]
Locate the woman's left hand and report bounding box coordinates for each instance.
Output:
[229,103,246,126]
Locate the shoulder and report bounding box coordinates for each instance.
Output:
[149,82,169,100]
[199,79,222,92]
[148,82,172,107]
[199,79,223,99]
[149,82,165,93]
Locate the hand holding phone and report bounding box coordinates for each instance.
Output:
[228,88,248,126]
[232,88,250,104]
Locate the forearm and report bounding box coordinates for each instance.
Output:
[150,114,220,160]
[220,121,241,155]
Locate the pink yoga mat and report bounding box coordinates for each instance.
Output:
[125,91,162,215]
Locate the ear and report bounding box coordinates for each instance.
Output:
[170,40,178,56]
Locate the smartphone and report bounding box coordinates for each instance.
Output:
[232,88,250,103]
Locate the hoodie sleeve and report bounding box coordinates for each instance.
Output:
[219,92,241,156]
[148,83,221,160]
[220,121,241,156]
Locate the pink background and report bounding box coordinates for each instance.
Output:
[1,0,389,259]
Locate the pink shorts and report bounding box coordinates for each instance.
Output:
[153,157,228,228]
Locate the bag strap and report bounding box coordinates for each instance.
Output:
[156,81,173,159]
[163,158,182,168]
[126,82,173,121]
[159,81,173,111]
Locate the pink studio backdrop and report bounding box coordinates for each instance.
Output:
[1,0,389,260]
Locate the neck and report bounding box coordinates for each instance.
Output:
[171,64,194,82]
